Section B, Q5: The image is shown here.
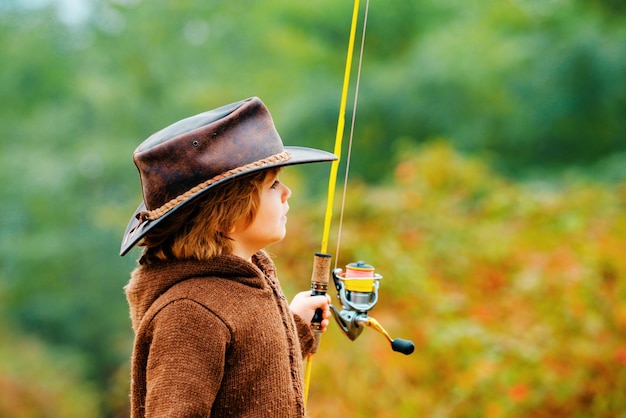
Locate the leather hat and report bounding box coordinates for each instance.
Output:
[120,96,337,256]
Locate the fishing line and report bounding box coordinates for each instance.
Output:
[334,0,370,269]
[305,0,366,406]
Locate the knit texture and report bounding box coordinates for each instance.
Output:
[125,251,316,417]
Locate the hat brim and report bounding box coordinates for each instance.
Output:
[120,146,337,256]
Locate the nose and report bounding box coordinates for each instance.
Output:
[282,183,292,202]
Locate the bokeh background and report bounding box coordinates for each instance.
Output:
[1,0,626,416]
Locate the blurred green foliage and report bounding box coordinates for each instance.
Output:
[0,0,625,416]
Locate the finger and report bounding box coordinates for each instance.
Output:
[323,306,332,320]
[309,294,329,307]
[320,318,330,332]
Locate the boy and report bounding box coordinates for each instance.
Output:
[120,97,336,417]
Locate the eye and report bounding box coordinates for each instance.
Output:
[270,180,280,189]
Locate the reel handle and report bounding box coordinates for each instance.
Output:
[360,316,415,356]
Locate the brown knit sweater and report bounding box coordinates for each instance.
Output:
[125,251,316,417]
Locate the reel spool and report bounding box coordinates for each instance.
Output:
[330,261,415,355]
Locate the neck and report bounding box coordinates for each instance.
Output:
[230,243,255,263]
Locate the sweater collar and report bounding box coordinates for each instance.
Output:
[125,251,276,332]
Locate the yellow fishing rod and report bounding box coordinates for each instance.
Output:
[303,0,415,410]
[303,0,363,406]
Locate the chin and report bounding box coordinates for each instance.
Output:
[276,230,287,242]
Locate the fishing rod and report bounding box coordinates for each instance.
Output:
[304,0,415,407]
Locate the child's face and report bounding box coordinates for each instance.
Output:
[229,170,292,259]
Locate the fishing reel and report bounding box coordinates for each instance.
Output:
[330,261,415,355]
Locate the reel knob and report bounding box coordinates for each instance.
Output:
[391,338,415,355]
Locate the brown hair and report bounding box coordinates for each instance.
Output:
[138,168,278,264]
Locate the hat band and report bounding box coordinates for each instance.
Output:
[140,150,292,222]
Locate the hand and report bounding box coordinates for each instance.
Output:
[290,291,332,332]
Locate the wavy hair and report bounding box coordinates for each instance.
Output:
[138,168,278,264]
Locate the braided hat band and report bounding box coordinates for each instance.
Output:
[138,151,291,222]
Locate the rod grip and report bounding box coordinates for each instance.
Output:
[310,253,331,353]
